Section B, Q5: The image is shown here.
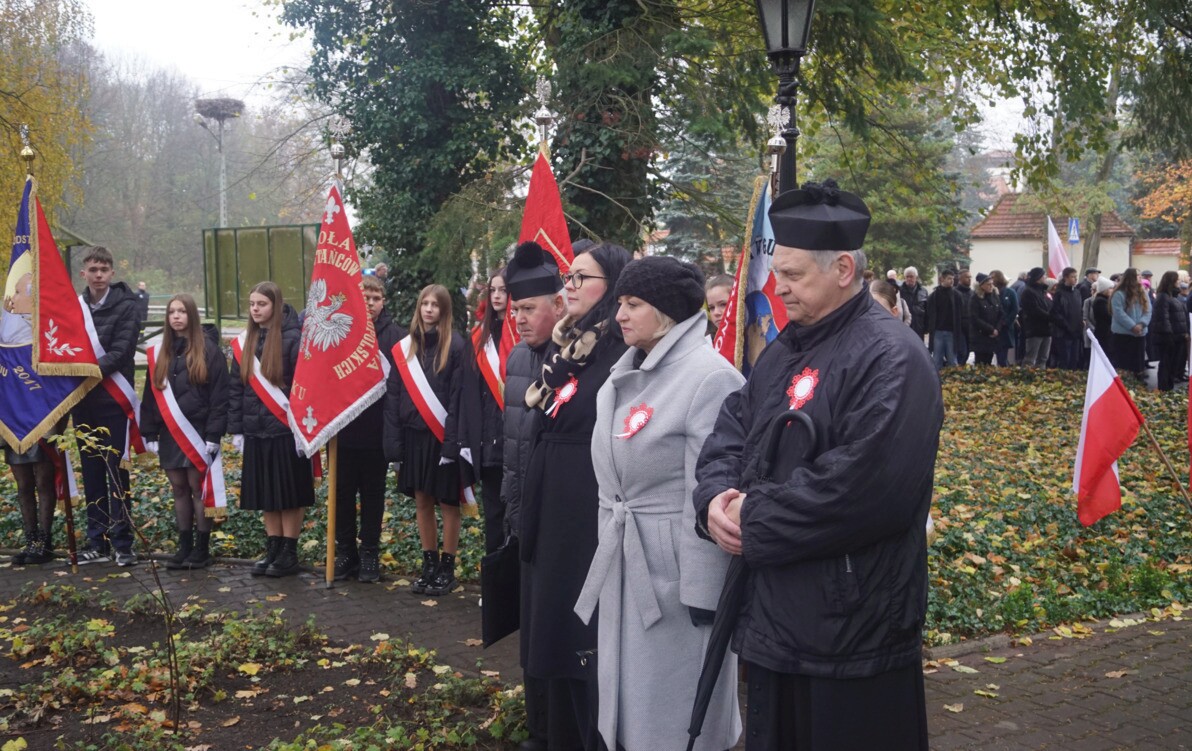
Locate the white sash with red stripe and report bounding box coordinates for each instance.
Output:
[231,331,323,479]
[78,297,144,460]
[232,332,291,426]
[146,345,228,516]
[393,336,476,508]
[472,328,504,409]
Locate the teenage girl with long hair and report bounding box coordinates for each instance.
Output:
[383,284,469,596]
[471,270,507,553]
[140,293,229,569]
[228,282,314,577]
[1109,268,1153,380]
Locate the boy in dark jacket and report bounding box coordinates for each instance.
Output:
[1049,267,1083,370]
[71,247,142,565]
[332,275,406,582]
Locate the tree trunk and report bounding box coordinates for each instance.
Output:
[1081,64,1122,272]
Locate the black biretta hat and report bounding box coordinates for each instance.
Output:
[768,179,871,251]
[505,241,562,300]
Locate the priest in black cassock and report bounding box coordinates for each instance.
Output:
[694,180,943,750]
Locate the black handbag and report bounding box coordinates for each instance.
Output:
[480,536,521,647]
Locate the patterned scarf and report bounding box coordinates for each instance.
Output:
[526,315,604,412]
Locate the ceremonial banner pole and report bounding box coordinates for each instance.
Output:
[1139,422,1192,516]
[325,436,338,587]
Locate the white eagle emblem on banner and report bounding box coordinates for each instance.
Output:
[300,278,353,359]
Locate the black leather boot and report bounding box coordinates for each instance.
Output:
[333,538,359,581]
[251,536,282,577]
[357,545,380,583]
[265,537,300,577]
[12,526,36,565]
[166,530,194,570]
[425,552,456,596]
[23,531,53,565]
[410,550,439,594]
[183,531,213,569]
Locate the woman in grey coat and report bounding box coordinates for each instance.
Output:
[575,257,744,751]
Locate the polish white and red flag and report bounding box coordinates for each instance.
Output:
[1047,217,1072,280]
[1073,331,1145,525]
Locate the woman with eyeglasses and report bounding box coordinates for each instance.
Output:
[518,242,631,751]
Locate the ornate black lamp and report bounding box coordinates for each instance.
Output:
[754,0,816,194]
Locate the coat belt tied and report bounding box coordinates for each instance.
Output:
[575,495,664,630]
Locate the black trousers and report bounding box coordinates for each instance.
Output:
[1157,336,1181,391]
[73,408,133,553]
[480,465,504,554]
[744,661,928,751]
[333,447,387,549]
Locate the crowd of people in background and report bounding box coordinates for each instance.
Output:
[876,263,1190,391]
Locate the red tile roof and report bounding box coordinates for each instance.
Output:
[970,194,1135,239]
[1133,238,1182,256]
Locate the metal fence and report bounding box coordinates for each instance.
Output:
[202,224,320,322]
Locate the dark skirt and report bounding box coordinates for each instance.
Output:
[240,433,316,511]
[397,427,460,505]
[3,442,49,466]
[156,430,194,471]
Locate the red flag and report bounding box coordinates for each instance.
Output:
[1073,333,1145,525]
[289,186,387,457]
[712,261,743,364]
[499,151,575,377]
[32,193,99,378]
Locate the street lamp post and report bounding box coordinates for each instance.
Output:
[194,98,245,228]
[754,0,816,195]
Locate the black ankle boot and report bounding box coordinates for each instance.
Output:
[333,539,359,581]
[265,537,300,577]
[425,552,456,596]
[411,550,439,594]
[166,530,194,570]
[23,531,53,565]
[251,536,282,577]
[357,545,380,583]
[183,531,213,569]
[12,526,37,565]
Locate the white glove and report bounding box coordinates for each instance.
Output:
[231,434,244,453]
[438,456,455,466]
[145,441,159,455]
[391,462,401,474]
[204,441,220,459]
[460,447,473,466]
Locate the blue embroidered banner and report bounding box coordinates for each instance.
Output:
[0,178,93,453]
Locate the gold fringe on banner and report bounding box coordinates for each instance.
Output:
[0,375,98,453]
[733,176,769,372]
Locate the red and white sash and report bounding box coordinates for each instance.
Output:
[146,345,227,516]
[393,336,477,509]
[79,298,145,460]
[472,327,504,409]
[231,331,323,479]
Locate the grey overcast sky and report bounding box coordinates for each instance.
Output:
[86,0,311,100]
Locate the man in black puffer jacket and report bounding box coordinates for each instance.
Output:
[71,247,143,566]
[695,182,943,751]
[496,241,566,751]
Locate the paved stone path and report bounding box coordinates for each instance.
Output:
[2,559,1190,749]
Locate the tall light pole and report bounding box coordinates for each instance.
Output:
[194,98,245,227]
[754,0,816,195]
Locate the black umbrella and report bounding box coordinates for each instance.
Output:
[686,408,819,751]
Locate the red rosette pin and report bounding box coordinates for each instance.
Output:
[615,403,654,439]
[547,376,580,418]
[786,367,819,410]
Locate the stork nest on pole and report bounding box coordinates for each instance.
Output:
[195,98,245,121]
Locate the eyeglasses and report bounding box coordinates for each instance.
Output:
[561,272,607,289]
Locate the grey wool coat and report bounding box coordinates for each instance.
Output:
[575,311,745,751]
